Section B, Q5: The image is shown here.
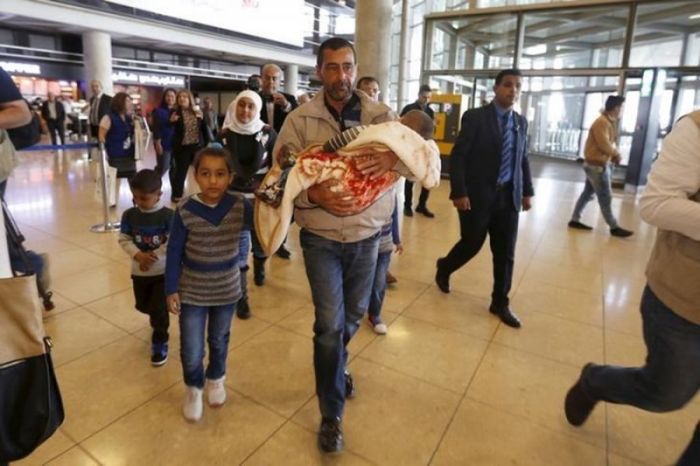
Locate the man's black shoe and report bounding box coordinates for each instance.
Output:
[318,417,344,454]
[416,205,435,218]
[275,245,291,259]
[435,260,450,293]
[489,305,522,328]
[253,258,266,286]
[236,297,251,319]
[404,206,413,217]
[610,227,634,238]
[677,422,700,466]
[564,363,599,427]
[344,370,355,399]
[568,220,593,230]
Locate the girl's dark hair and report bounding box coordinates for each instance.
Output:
[193,146,233,173]
[129,169,162,193]
[160,88,177,108]
[111,92,131,114]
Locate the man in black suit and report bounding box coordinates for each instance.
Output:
[41,92,65,146]
[259,64,298,134]
[87,80,112,159]
[259,63,299,259]
[401,84,436,218]
[435,69,534,329]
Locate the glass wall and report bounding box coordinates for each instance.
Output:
[420,0,700,162]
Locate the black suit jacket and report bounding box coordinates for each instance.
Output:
[449,102,534,211]
[259,91,298,133]
[400,101,435,120]
[90,94,112,124]
[41,100,65,122]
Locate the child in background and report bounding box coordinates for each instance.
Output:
[368,200,402,334]
[165,147,252,423]
[118,169,174,366]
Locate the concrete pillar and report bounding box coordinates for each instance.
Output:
[355,0,392,104]
[82,30,113,95]
[397,0,410,110]
[285,63,299,96]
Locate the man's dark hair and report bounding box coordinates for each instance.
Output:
[495,69,523,85]
[247,74,262,91]
[129,169,162,193]
[605,95,626,112]
[317,37,356,68]
[419,84,432,94]
[193,146,233,173]
[357,76,379,88]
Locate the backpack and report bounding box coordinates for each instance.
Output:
[7,100,41,150]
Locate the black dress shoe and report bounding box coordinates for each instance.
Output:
[568,220,592,230]
[403,206,413,217]
[275,245,292,259]
[236,297,251,319]
[677,422,700,466]
[565,363,598,426]
[415,205,435,218]
[610,227,634,238]
[318,417,344,454]
[435,260,450,293]
[344,370,355,399]
[489,305,522,328]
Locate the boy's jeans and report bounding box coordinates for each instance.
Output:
[300,229,379,420]
[582,286,700,412]
[571,164,619,228]
[369,250,392,318]
[179,303,236,388]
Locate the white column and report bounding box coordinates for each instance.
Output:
[397,0,410,110]
[355,0,392,103]
[82,30,113,95]
[285,63,299,97]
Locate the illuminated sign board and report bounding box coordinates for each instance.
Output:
[112,70,186,87]
[106,0,305,48]
[0,61,41,75]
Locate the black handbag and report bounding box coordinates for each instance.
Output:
[0,231,64,462]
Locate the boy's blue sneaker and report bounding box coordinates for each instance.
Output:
[151,342,168,367]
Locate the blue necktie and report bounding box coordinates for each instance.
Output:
[498,112,514,184]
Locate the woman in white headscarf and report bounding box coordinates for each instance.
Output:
[220,90,277,320]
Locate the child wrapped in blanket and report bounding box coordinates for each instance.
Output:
[255,110,438,256]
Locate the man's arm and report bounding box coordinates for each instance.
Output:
[0,99,31,130]
[590,118,620,160]
[521,119,535,198]
[449,110,476,200]
[640,117,700,241]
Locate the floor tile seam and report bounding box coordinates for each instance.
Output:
[250,302,312,326]
[52,330,140,370]
[71,378,181,448]
[486,340,598,371]
[393,311,499,341]
[226,381,314,421]
[73,443,104,466]
[79,303,143,336]
[516,275,605,300]
[48,256,118,281]
[30,434,78,465]
[515,307,605,329]
[391,282,432,318]
[462,395,608,453]
[71,285,135,310]
[426,323,497,466]
[385,313,494,346]
[352,354,465,397]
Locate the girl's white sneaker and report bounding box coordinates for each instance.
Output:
[183,386,203,422]
[207,376,227,407]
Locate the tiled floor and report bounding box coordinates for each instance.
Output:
[7,146,698,466]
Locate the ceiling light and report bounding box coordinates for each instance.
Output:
[689,13,700,19]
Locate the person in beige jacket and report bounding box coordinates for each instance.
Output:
[568,95,633,237]
[273,37,405,454]
[564,111,700,466]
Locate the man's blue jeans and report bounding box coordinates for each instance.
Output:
[179,303,236,388]
[582,286,700,412]
[300,229,380,420]
[368,250,392,319]
[571,164,619,228]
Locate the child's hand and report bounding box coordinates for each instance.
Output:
[166,293,181,315]
[134,251,157,271]
[395,243,404,255]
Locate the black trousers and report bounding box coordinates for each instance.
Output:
[440,186,519,308]
[404,180,429,209]
[170,144,199,199]
[46,119,65,146]
[132,275,169,344]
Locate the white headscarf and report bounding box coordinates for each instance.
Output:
[222,90,265,135]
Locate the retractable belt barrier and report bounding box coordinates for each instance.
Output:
[90,144,120,233]
[18,143,97,151]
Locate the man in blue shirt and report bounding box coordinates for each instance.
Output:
[435,69,534,329]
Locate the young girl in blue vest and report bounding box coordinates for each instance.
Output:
[165,146,252,422]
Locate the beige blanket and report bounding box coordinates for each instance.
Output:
[255,121,441,256]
